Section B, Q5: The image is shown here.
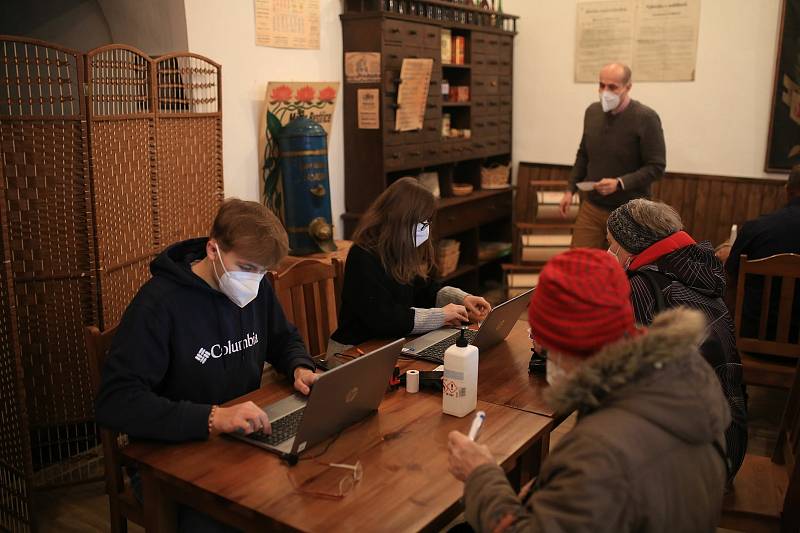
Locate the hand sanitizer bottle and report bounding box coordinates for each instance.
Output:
[443,328,478,417]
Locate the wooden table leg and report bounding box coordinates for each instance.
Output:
[141,468,177,533]
[507,429,551,491]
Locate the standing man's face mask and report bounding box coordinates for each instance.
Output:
[600,90,621,112]
[211,243,265,308]
[414,221,430,247]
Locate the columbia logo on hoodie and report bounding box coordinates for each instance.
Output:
[194,332,260,364]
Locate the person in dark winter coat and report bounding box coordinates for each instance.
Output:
[448,249,730,532]
[606,198,747,482]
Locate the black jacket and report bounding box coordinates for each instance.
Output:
[628,241,746,481]
[95,238,314,442]
[331,244,440,346]
[725,197,800,342]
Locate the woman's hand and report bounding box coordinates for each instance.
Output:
[213,401,270,435]
[464,295,491,323]
[442,303,469,326]
[293,367,318,395]
[448,431,496,482]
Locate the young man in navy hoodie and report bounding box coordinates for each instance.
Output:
[96,199,317,532]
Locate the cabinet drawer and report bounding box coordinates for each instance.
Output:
[472,32,496,55]
[423,118,441,142]
[472,52,497,73]
[484,138,500,156]
[499,95,512,115]
[384,20,425,46]
[385,143,424,171]
[383,43,405,69]
[471,117,496,137]
[435,192,512,237]
[422,142,441,163]
[499,56,512,76]
[473,97,491,117]
[498,36,513,60]
[422,26,441,51]
[473,75,499,96]
[498,77,512,95]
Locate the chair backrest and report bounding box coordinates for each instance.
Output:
[775,362,800,530]
[514,178,574,225]
[734,254,800,359]
[267,258,343,357]
[84,325,128,503]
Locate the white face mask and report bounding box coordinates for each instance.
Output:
[600,90,621,112]
[546,351,568,386]
[607,245,633,270]
[211,244,264,308]
[414,221,430,247]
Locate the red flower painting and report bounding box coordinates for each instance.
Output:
[295,86,316,103]
[318,86,337,102]
[270,84,292,103]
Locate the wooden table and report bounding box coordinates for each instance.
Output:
[122,367,551,532]
[350,319,554,418]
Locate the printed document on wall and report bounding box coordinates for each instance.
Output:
[254,0,320,50]
[574,0,700,82]
[633,0,701,81]
[575,1,635,83]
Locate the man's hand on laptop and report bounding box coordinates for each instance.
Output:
[213,401,271,435]
[442,303,469,326]
[464,295,491,323]
[294,367,318,396]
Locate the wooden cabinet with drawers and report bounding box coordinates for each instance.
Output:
[341,5,517,293]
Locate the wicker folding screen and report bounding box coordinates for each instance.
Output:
[0,38,223,531]
[0,39,98,532]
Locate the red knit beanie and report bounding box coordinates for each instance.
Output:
[528,248,637,357]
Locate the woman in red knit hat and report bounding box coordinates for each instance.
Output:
[448,248,730,533]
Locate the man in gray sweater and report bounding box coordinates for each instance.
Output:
[559,63,666,249]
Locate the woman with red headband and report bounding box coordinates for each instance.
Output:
[606,198,746,484]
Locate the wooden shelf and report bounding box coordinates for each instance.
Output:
[439,263,476,283]
[341,11,515,294]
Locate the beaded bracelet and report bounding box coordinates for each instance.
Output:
[208,405,218,435]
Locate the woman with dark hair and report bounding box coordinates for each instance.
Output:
[606,198,747,484]
[328,177,491,353]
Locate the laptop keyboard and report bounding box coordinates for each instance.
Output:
[244,408,305,446]
[415,329,478,363]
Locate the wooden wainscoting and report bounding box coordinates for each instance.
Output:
[517,162,788,245]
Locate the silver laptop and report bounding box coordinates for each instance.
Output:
[229,338,403,464]
[402,288,534,363]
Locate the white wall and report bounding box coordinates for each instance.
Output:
[505,0,784,180]
[184,0,345,235]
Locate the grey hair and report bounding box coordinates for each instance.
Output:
[625,198,683,236]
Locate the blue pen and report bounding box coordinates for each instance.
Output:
[468,410,486,441]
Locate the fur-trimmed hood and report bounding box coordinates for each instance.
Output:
[545,307,731,445]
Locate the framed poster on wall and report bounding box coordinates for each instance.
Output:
[766,0,800,172]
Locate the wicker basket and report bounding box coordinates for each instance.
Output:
[481,163,511,189]
[436,239,461,277]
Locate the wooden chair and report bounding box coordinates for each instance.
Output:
[734,254,800,389]
[267,258,344,357]
[85,324,144,533]
[720,361,800,532]
[502,178,577,297]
